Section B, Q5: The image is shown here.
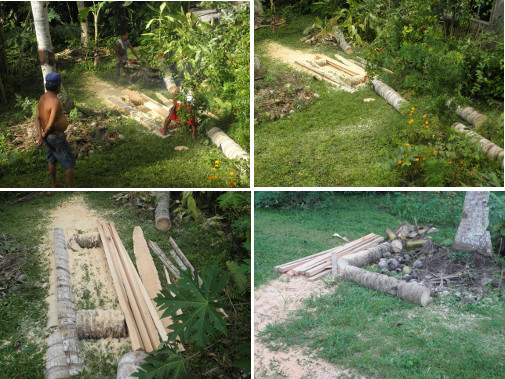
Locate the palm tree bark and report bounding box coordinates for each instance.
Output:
[76,1,88,47]
[31,1,74,111]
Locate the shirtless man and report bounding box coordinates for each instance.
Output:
[35,72,75,188]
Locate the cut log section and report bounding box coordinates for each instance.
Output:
[347,75,368,86]
[336,242,431,306]
[332,26,354,54]
[206,127,250,160]
[294,60,357,93]
[155,192,172,231]
[74,232,101,248]
[122,89,170,119]
[453,122,504,167]
[76,309,126,339]
[446,99,489,129]
[371,78,407,113]
[314,54,360,76]
[107,97,169,138]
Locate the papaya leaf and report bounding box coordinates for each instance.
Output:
[155,264,229,349]
[132,345,188,379]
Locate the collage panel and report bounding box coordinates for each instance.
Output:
[0,190,251,377]
[253,1,503,187]
[0,1,250,189]
[254,191,505,378]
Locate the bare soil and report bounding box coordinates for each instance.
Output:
[254,275,362,378]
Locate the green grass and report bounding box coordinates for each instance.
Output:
[0,192,67,378]
[260,278,505,379]
[254,15,503,187]
[0,57,249,188]
[256,191,505,378]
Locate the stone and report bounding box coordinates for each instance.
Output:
[403,274,412,282]
[453,192,493,257]
[378,258,388,270]
[402,266,412,275]
[387,258,398,270]
[391,239,403,253]
[413,260,423,269]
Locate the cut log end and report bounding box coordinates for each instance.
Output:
[155,219,172,231]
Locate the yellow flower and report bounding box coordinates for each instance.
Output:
[426,125,429,128]
[423,114,426,118]
[425,121,429,125]
[409,119,413,124]
[449,161,452,164]
[230,172,234,176]
[415,158,419,161]
[212,167,216,170]
[404,143,410,146]
[460,161,463,164]
[215,160,219,164]
[422,157,425,160]
[229,185,233,188]
[208,176,213,180]
[411,107,415,110]
[398,160,402,165]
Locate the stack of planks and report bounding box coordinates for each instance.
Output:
[97,220,168,352]
[274,233,385,281]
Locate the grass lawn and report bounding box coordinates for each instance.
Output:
[0,54,249,188]
[254,15,503,187]
[255,192,505,378]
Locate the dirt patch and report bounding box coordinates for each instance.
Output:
[255,275,361,378]
[44,194,131,370]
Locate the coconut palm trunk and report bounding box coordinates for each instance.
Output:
[31,1,74,111]
[77,1,89,47]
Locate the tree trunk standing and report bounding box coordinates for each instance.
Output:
[453,191,493,257]
[31,1,74,111]
[77,1,88,47]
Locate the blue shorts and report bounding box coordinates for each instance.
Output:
[44,133,76,170]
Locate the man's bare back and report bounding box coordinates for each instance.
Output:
[37,91,68,139]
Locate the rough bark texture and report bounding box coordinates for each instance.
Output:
[456,105,488,129]
[332,26,354,54]
[155,192,171,231]
[453,191,493,257]
[206,127,250,160]
[46,227,83,378]
[148,240,181,278]
[453,122,504,167]
[371,78,407,113]
[116,351,148,379]
[76,1,88,47]
[254,55,267,79]
[337,242,431,306]
[74,232,100,248]
[31,1,74,112]
[76,310,126,339]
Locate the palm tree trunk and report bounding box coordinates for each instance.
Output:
[77,1,88,47]
[31,1,74,111]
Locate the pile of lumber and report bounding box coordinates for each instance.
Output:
[274,233,385,281]
[97,220,168,352]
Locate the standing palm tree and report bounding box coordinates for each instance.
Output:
[31,1,73,111]
[77,1,89,47]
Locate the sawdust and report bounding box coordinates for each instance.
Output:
[255,275,362,378]
[44,193,130,361]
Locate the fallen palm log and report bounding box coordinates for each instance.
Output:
[76,309,126,339]
[97,221,144,351]
[371,78,407,113]
[336,243,431,306]
[107,97,168,138]
[453,122,504,167]
[206,127,250,161]
[46,227,83,379]
[294,60,357,93]
[332,26,354,54]
[155,192,171,231]
[447,99,488,129]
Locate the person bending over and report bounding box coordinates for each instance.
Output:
[160,86,196,139]
[35,72,75,188]
[114,30,139,85]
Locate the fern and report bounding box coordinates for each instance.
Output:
[155,263,228,349]
[226,260,250,300]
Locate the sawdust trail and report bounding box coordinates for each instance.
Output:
[255,275,362,378]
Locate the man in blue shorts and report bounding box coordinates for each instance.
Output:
[35,72,75,187]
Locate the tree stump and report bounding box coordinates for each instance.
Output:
[332,26,354,54]
[155,192,172,231]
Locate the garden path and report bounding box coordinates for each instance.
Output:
[255,275,363,378]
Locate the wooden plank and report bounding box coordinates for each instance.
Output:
[294,61,356,93]
[123,89,170,119]
[291,234,380,275]
[331,54,368,75]
[96,221,144,351]
[109,223,166,348]
[307,269,332,282]
[155,92,173,107]
[148,240,180,278]
[314,54,359,76]
[275,233,377,272]
[133,226,173,332]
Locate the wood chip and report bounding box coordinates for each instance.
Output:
[174,146,189,151]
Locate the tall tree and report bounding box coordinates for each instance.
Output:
[453,191,493,257]
[76,1,88,47]
[31,1,73,111]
